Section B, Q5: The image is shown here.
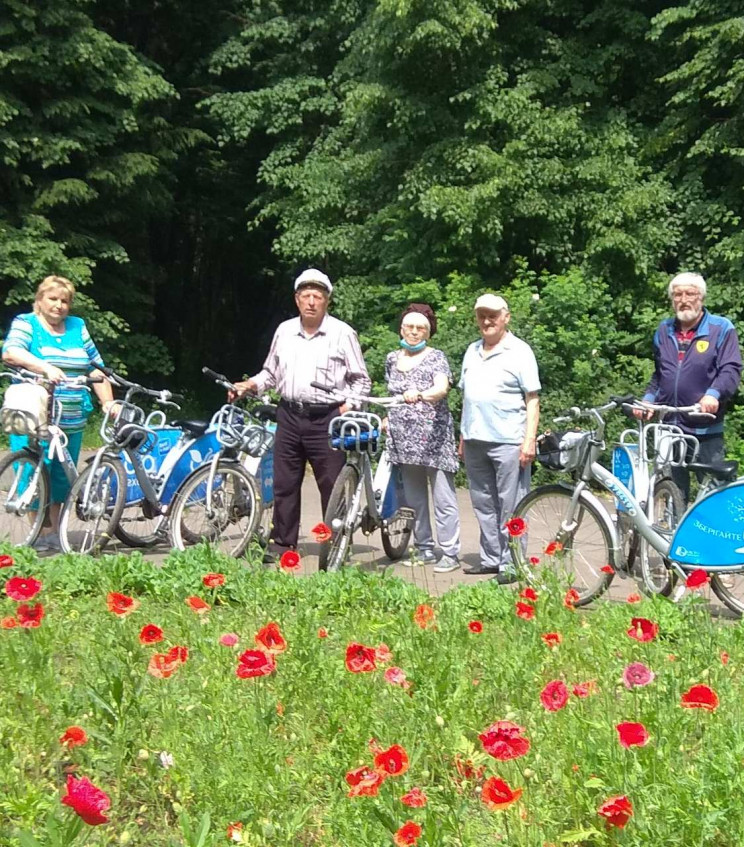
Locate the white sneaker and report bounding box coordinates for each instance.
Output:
[434,555,461,574]
[401,550,437,567]
[33,532,61,552]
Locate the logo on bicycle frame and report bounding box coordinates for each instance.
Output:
[605,478,637,515]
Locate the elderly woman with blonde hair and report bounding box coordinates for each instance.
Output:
[384,303,461,572]
[2,275,116,550]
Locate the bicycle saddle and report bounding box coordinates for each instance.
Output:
[687,460,739,481]
[172,419,210,437]
[253,405,277,423]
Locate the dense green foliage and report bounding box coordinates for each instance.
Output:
[1,0,743,453]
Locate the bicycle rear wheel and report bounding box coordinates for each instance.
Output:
[0,450,49,548]
[59,456,126,554]
[639,478,684,597]
[511,485,614,605]
[169,461,261,557]
[318,465,359,572]
[114,504,166,548]
[381,507,414,560]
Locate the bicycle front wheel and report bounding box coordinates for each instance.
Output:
[114,504,166,548]
[169,462,261,557]
[0,450,49,547]
[60,457,126,554]
[511,485,614,605]
[711,573,744,617]
[381,507,414,560]
[318,465,359,572]
[639,478,684,597]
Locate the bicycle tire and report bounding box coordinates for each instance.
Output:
[169,461,261,557]
[114,505,165,548]
[318,465,359,572]
[711,573,744,617]
[381,507,414,560]
[511,484,614,605]
[639,478,684,597]
[0,450,49,548]
[59,456,126,554]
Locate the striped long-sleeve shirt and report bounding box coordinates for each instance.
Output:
[252,314,371,404]
[3,313,104,432]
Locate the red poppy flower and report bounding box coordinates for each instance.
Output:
[61,775,111,825]
[5,575,42,601]
[202,572,225,588]
[563,588,579,609]
[515,601,535,621]
[680,683,719,711]
[572,680,597,698]
[345,642,377,673]
[616,721,650,748]
[468,620,483,633]
[721,651,730,666]
[147,653,180,679]
[529,555,540,565]
[139,624,164,645]
[413,604,436,629]
[255,621,287,654]
[375,643,393,664]
[393,821,423,847]
[345,765,386,798]
[505,517,526,537]
[236,648,276,678]
[317,627,328,638]
[686,568,709,589]
[166,645,189,664]
[106,592,139,616]
[627,617,659,642]
[481,776,523,811]
[279,550,301,571]
[519,586,538,602]
[598,795,633,829]
[220,632,239,647]
[545,541,563,556]
[374,744,409,777]
[400,787,427,808]
[227,821,243,842]
[541,632,562,649]
[1,616,17,629]
[0,554,14,568]
[311,522,333,543]
[16,603,44,628]
[540,680,569,711]
[59,726,88,748]
[185,596,210,614]
[384,666,411,689]
[626,593,641,604]
[601,564,614,574]
[478,720,531,761]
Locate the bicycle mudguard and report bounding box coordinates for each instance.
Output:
[572,485,624,571]
[669,480,744,567]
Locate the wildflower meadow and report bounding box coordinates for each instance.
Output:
[1,543,743,846]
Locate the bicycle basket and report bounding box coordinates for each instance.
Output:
[1,383,48,436]
[329,413,381,454]
[536,430,590,472]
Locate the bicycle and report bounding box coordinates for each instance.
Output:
[167,396,275,556]
[0,368,102,548]
[509,397,744,613]
[311,382,415,572]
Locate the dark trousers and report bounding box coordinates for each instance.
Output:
[671,433,724,504]
[271,404,346,548]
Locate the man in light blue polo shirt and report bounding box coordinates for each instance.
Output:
[460,293,541,583]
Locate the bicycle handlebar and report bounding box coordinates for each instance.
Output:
[623,400,716,421]
[102,367,183,406]
[310,381,405,408]
[202,366,235,391]
[1,368,102,388]
[553,396,716,426]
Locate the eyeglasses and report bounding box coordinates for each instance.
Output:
[672,289,702,301]
[401,323,427,332]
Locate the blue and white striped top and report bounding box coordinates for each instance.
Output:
[3,313,105,432]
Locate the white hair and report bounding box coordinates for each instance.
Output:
[668,272,706,299]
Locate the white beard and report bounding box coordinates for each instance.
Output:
[676,306,702,325]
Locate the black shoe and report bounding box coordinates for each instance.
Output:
[491,570,518,585]
[463,563,501,575]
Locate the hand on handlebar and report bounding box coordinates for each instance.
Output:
[229,379,257,402]
[43,364,66,384]
[632,406,654,421]
[699,394,720,416]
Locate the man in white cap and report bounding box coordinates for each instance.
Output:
[232,269,370,559]
[459,293,541,582]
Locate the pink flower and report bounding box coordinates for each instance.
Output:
[401,787,428,808]
[219,633,240,647]
[384,667,411,689]
[540,680,569,711]
[622,662,655,689]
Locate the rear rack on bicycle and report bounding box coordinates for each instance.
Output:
[329,412,382,455]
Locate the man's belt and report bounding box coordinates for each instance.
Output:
[280,399,340,417]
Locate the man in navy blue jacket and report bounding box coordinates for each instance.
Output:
[641,272,742,501]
